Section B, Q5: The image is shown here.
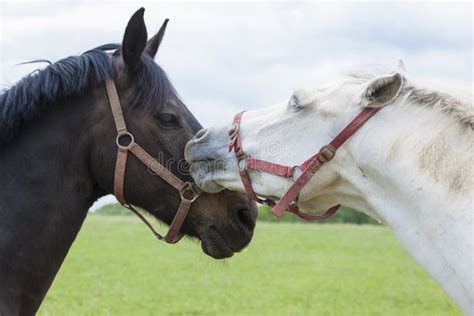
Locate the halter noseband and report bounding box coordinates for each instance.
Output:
[228,106,384,221]
[105,77,201,244]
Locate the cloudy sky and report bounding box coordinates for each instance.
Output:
[1,1,472,126]
[1,1,472,208]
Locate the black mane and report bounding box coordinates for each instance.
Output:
[0,45,177,148]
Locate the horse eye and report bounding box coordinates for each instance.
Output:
[156,113,179,128]
[288,95,302,111]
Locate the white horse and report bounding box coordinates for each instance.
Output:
[185,61,473,314]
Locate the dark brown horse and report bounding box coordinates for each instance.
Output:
[0,8,257,315]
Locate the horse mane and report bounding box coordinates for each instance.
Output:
[347,72,474,131]
[401,85,473,130]
[0,45,177,148]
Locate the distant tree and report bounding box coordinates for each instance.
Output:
[94,204,132,216]
[257,205,378,225]
[94,203,379,225]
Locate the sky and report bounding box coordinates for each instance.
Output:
[1,1,472,125]
[0,1,472,209]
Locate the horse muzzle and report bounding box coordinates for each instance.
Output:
[185,126,238,192]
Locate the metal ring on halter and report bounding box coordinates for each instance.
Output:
[292,166,302,181]
[179,182,201,202]
[116,131,135,150]
[237,153,247,171]
[228,123,239,140]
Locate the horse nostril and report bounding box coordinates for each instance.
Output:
[236,207,256,232]
[194,128,208,142]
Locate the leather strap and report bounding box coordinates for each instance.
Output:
[128,142,184,188]
[164,198,192,243]
[105,77,127,133]
[105,77,200,244]
[113,148,128,205]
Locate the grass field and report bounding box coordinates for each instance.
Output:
[38,215,460,315]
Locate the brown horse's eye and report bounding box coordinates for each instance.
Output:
[156,113,180,128]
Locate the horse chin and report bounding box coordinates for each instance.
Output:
[200,227,234,259]
[200,178,225,193]
[189,164,225,193]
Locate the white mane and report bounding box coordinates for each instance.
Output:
[348,72,474,130]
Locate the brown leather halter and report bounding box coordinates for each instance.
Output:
[228,106,383,221]
[105,77,201,244]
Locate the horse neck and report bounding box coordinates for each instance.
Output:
[338,102,473,313]
[0,92,104,314]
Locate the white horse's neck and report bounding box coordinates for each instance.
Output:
[315,102,473,313]
[185,69,473,312]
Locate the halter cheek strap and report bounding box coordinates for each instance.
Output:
[105,77,201,244]
[228,106,383,221]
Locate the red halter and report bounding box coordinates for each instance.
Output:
[228,106,383,220]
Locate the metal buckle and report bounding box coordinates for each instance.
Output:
[179,182,201,202]
[116,131,135,150]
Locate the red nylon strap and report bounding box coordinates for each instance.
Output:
[287,203,341,221]
[330,106,382,149]
[229,106,383,221]
[246,157,294,178]
[229,112,264,203]
[228,112,294,179]
[228,111,244,156]
[272,106,382,217]
[239,168,261,202]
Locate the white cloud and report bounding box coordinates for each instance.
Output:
[89,195,117,212]
[187,97,240,127]
[1,2,472,108]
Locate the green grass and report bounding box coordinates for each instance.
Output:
[38,215,460,315]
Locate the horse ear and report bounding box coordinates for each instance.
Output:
[122,8,148,71]
[145,19,169,59]
[390,58,407,76]
[360,73,404,108]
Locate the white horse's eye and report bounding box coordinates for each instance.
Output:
[288,95,302,111]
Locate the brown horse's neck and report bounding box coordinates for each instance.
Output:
[0,93,105,315]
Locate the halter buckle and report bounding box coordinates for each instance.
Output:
[318,144,336,163]
[179,182,201,202]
